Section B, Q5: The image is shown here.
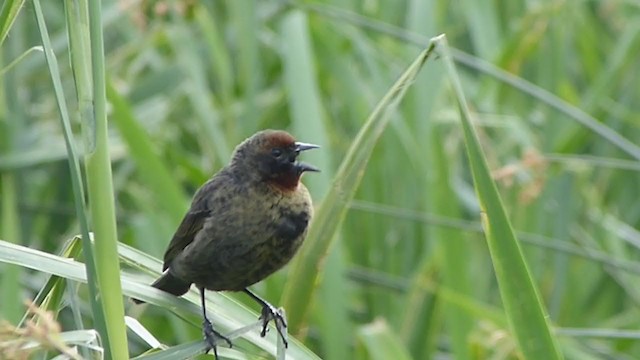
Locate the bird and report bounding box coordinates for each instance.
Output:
[134,129,319,359]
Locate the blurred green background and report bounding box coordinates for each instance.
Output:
[1,0,640,359]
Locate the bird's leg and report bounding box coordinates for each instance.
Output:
[200,287,232,358]
[243,288,288,348]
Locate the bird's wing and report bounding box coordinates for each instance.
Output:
[162,178,220,270]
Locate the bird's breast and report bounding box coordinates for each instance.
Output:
[271,208,310,255]
[265,184,313,262]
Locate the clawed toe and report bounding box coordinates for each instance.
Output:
[243,289,289,348]
[203,319,232,358]
[259,304,288,348]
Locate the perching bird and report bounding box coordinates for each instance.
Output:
[134,130,319,358]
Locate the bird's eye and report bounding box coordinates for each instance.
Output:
[271,148,283,158]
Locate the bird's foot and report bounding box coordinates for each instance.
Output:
[259,303,288,348]
[203,318,232,358]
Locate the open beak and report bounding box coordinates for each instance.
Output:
[294,141,320,173]
[296,162,320,173]
[295,142,320,152]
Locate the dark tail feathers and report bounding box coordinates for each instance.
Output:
[132,272,191,304]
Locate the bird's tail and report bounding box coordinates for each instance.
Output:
[132,271,191,304]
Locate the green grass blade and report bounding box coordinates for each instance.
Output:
[22,236,83,324]
[65,0,128,358]
[436,34,563,360]
[106,80,188,220]
[0,30,22,323]
[58,0,129,356]
[17,329,101,357]
[281,42,438,333]
[133,340,251,360]
[64,0,92,149]
[0,173,21,324]
[32,0,110,353]
[0,239,321,359]
[132,341,208,360]
[0,46,42,77]
[82,0,130,357]
[0,0,25,46]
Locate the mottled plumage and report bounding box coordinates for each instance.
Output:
[135,130,319,358]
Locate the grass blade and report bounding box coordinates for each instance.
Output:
[0,239,321,359]
[0,0,25,46]
[0,29,23,324]
[80,0,130,357]
[106,80,188,220]
[281,41,438,333]
[436,34,563,360]
[32,0,110,353]
[0,46,42,77]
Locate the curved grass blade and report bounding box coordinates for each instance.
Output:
[436,34,563,360]
[20,236,83,326]
[18,330,102,355]
[0,0,25,46]
[132,340,251,360]
[281,40,439,333]
[0,46,42,77]
[0,239,321,360]
[119,241,316,359]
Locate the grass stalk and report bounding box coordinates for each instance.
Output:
[32,0,111,353]
[436,34,563,360]
[0,24,23,325]
[82,0,130,357]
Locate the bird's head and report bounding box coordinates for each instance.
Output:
[231,130,320,191]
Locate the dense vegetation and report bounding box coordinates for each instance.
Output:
[1,1,639,359]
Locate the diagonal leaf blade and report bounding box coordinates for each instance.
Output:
[436,34,563,360]
[106,80,188,220]
[0,0,25,46]
[0,239,321,360]
[281,40,439,333]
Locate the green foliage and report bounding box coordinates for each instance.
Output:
[0,0,25,46]
[439,35,562,359]
[1,1,640,359]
